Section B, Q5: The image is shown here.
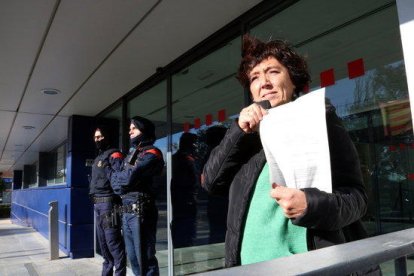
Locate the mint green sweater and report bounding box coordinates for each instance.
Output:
[240,163,308,265]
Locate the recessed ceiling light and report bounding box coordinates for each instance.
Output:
[41,88,61,95]
[22,125,35,130]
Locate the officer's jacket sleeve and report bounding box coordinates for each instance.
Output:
[109,151,124,171]
[291,105,368,230]
[106,152,124,179]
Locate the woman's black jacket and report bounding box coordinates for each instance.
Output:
[201,104,369,268]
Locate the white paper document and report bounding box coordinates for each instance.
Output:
[259,88,332,193]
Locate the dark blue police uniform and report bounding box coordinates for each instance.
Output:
[109,116,164,276]
[90,147,126,276]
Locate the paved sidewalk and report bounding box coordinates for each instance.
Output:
[0,218,102,276]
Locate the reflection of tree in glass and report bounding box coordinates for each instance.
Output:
[172,142,178,152]
[196,122,230,157]
[349,62,408,113]
[342,61,413,221]
[377,146,406,182]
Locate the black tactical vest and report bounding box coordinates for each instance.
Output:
[89,148,118,197]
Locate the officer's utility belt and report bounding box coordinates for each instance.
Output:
[120,193,153,215]
[93,196,114,204]
[119,203,141,214]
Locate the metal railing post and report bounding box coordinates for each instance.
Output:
[48,200,59,260]
[394,256,407,276]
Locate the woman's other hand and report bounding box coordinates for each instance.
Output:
[270,183,307,218]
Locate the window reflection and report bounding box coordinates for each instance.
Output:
[46,143,67,186]
[202,126,228,244]
[324,60,413,234]
[171,37,242,273]
[101,104,123,149]
[24,162,38,188]
[252,0,413,237]
[171,133,199,248]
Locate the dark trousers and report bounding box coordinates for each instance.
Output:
[95,201,127,276]
[122,198,159,276]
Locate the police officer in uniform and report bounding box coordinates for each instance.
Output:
[109,116,164,276]
[90,126,126,276]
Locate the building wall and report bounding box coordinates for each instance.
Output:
[11,187,72,254]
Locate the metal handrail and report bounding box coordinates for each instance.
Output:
[197,228,414,276]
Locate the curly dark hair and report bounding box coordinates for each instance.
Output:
[237,35,310,95]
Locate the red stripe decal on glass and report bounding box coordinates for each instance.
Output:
[206,114,212,126]
[320,69,335,87]
[218,109,226,122]
[348,58,365,79]
[194,118,201,129]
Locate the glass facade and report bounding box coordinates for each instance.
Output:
[101,103,123,149]
[25,162,38,188]
[20,142,67,188]
[250,0,413,236]
[170,37,244,273]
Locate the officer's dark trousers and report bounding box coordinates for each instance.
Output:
[122,198,159,276]
[95,201,127,276]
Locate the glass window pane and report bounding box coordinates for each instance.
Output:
[26,162,38,188]
[101,104,123,149]
[55,144,66,183]
[171,37,243,274]
[251,0,413,235]
[47,143,67,186]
